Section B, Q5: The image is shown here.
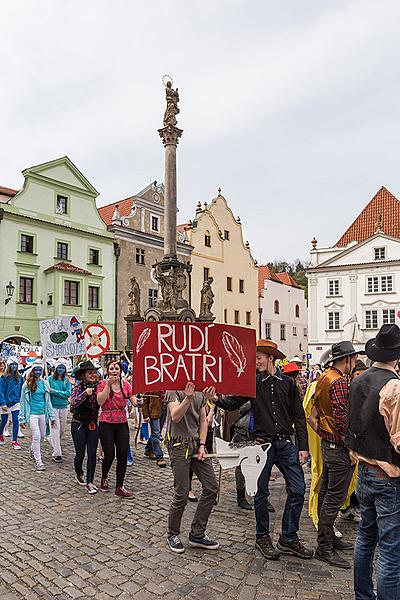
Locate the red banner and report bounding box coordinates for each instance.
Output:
[132,321,256,396]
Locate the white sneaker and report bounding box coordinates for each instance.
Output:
[86,483,98,494]
[36,463,46,471]
[18,430,24,438]
[4,430,10,437]
[333,526,343,539]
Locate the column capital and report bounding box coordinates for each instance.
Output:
[158,125,183,147]
[349,274,358,282]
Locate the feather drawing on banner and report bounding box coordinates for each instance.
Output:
[136,328,151,355]
[222,331,247,377]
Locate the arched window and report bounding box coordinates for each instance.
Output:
[204,230,211,247]
[274,300,279,314]
[295,304,300,318]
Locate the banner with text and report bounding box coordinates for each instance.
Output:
[132,321,256,396]
[0,343,42,362]
[40,316,86,359]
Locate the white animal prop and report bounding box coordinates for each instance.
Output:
[211,438,270,496]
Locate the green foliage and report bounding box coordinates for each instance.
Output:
[266,259,310,297]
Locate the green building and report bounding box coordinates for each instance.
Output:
[0,157,116,347]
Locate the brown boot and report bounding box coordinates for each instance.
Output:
[255,535,280,560]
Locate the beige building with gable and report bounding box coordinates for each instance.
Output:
[182,191,258,329]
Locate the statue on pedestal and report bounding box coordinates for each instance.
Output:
[199,277,215,318]
[128,277,141,316]
[155,264,178,312]
[163,81,180,127]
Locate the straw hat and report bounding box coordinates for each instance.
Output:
[256,339,286,360]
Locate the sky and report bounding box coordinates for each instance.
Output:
[2,0,400,263]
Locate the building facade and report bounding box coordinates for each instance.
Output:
[98,182,192,349]
[307,186,400,364]
[0,157,115,346]
[183,191,258,329]
[259,266,308,360]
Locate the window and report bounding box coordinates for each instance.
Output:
[367,275,393,293]
[299,343,303,352]
[265,323,271,339]
[239,279,245,293]
[56,195,68,214]
[382,308,396,325]
[64,281,79,305]
[374,247,386,260]
[274,300,280,314]
[204,267,210,281]
[224,309,228,324]
[151,216,159,232]
[293,326,297,336]
[19,277,33,303]
[304,327,308,337]
[246,311,251,326]
[234,310,240,324]
[295,304,300,318]
[148,288,158,308]
[89,249,99,265]
[280,324,286,340]
[136,248,145,265]
[328,311,340,330]
[224,230,230,240]
[57,242,68,260]
[88,286,99,309]
[365,309,378,329]
[204,231,211,247]
[20,234,34,253]
[227,277,232,291]
[328,279,340,296]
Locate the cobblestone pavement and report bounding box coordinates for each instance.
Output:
[0,425,357,600]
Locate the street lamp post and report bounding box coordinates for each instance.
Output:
[5,281,15,305]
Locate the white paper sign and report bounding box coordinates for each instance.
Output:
[40,316,86,359]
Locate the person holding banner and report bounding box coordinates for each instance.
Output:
[49,360,72,463]
[70,361,100,493]
[166,382,219,554]
[19,362,56,471]
[0,358,23,449]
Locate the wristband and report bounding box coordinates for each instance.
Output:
[199,443,205,447]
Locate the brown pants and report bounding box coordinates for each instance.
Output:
[168,443,218,538]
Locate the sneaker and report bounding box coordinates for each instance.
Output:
[115,486,134,499]
[277,536,314,559]
[100,478,109,492]
[0,435,5,445]
[144,450,156,460]
[266,500,275,513]
[139,438,147,445]
[53,456,63,463]
[86,483,98,494]
[188,533,219,550]
[332,538,354,551]
[167,535,185,553]
[127,459,133,466]
[75,474,86,486]
[35,463,46,471]
[4,430,10,437]
[17,430,24,438]
[157,459,167,468]
[97,455,103,462]
[29,448,35,460]
[255,535,280,560]
[333,526,343,539]
[12,441,21,450]
[315,547,351,569]
[340,507,361,523]
[188,491,198,503]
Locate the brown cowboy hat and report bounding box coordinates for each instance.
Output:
[256,339,286,360]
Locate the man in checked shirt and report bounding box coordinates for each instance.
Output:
[312,341,357,568]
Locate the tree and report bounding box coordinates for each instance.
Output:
[266,258,310,297]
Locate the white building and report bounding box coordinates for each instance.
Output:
[307,186,400,364]
[259,266,308,361]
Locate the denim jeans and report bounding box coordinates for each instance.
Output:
[254,439,305,541]
[354,463,400,600]
[71,420,99,484]
[0,409,19,442]
[145,418,163,460]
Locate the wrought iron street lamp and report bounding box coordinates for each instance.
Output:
[5,281,15,305]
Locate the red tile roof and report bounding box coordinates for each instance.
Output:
[44,262,92,275]
[0,186,18,201]
[258,266,301,295]
[276,272,301,288]
[98,197,134,225]
[336,186,400,246]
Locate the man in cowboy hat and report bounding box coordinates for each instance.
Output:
[313,340,357,568]
[346,324,400,599]
[214,339,313,561]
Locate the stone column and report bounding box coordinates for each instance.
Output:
[308,275,318,342]
[159,125,182,259]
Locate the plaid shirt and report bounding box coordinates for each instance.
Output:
[318,371,349,445]
[298,374,308,400]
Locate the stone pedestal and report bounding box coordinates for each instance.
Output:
[124,314,144,351]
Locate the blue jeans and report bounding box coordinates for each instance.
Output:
[354,463,400,600]
[145,418,164,460]
[0,410,19,442]
[71,420,99,484]
[254,439,305,541]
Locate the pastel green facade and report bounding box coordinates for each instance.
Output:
[0,157,115,347]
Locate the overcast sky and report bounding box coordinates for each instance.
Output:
[2,0,400,263]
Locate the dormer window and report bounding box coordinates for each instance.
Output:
[151,215,159,232]
[56,195,68,214]
[374,247,386,260]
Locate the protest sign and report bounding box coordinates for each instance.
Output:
[40,316,86,359]
[132,321,256,396]
[0,342,42,362]
[84,324,111,358]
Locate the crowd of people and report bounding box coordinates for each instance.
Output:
[1,323,399,599]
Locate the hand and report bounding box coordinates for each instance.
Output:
[184,382,195,401]
[197,445,206,461]
[349,451,358,466]
[298,451,309,466]
[50,420,56,429]
[202,386,216,402]
[108,375,118,385]
[86,388,94,396]
[206,413,214,427]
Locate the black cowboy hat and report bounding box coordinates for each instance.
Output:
[325,341,357,365]
[365,324,400,363]
[72,360,98,379]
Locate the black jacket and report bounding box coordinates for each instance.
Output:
[216,370,308,451]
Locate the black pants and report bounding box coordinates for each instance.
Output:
[99,421,129,488]
[71,420,99,484]
[317,439,355,550]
